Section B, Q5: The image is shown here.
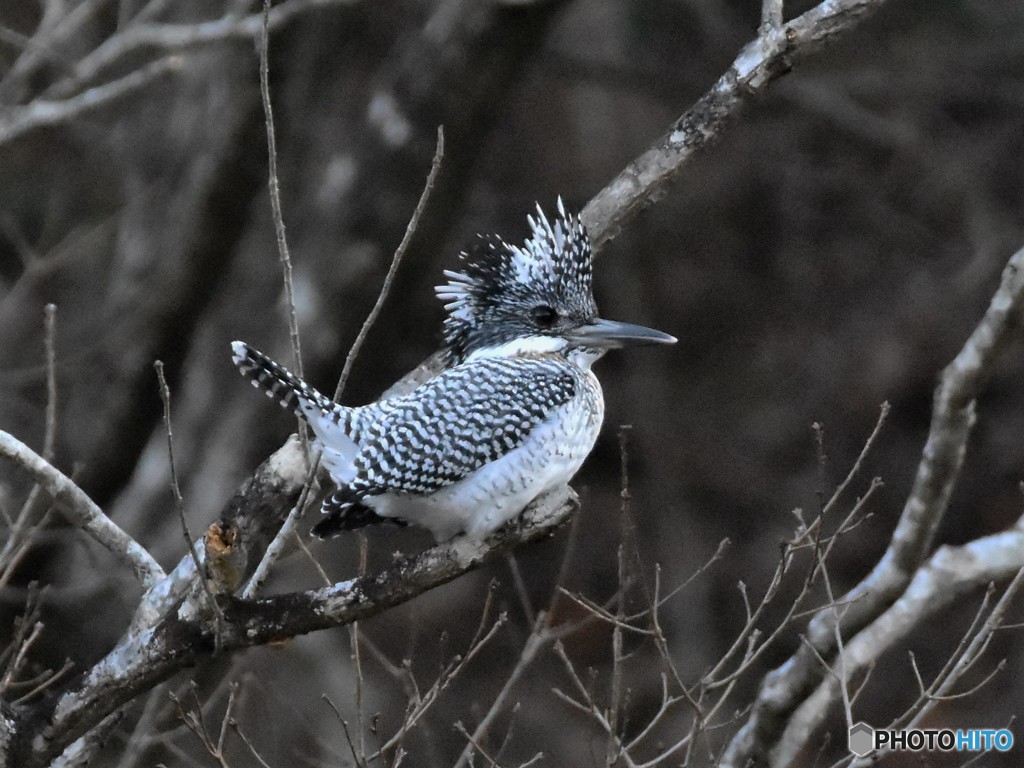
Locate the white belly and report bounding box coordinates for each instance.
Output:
[365,395,603,541]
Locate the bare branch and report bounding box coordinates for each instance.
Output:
[20,488,576,767]
[580,0,886,250]
[259,0,305,420]
[776,530,1024,766]
[0,431,164,588]
[386,0,889,396]
[334,125,445,401]
[723,242,1024,768]
[155,360,225,646]
[0,56,183,147]
[40,0,360,100]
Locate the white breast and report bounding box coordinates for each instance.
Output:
[365,376,604,541]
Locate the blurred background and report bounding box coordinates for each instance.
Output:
[2,0,1024,765]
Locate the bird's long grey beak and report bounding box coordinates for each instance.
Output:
[569,318,677,348]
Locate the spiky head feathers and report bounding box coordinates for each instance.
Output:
[435,202,597,364]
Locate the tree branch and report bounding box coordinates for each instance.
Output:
[40,0,360,100]
[387,0,888,397]
[17,488,576,767]
[722,242,1024,767]
[0,56,182,147]
[0,430,164,589]
[129,435,308,630]
[580,0,885,250]
[775,522,1024,766]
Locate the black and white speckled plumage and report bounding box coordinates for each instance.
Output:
[436,200,596,365]
[339,357,578,495]
[232,341,599,540]
[231,201,670,541]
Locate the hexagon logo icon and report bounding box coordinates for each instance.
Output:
[848,722,874,757]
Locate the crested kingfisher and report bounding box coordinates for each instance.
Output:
[232,201,675,541]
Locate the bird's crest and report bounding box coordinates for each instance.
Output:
[435,199,596,364]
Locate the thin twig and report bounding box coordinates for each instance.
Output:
[333,125,445,402]
[622,539,730,623]
[1,619,44,693]
[453,722,502,768]
[42,303,58,462]
[258,0,305,448]
[351,533,369,762]
[895,586,994,730]
[243,126,444,595]
[11,659,75,705]
[154,361,203,577]
[322,694,365,768]
[607,425,632,766]
[0,305,60,573]
[217,682,241,758]
[820,561,853,732]
[39,0,359,100]
[505,554,535,626]
[450,613,547,768]
[373,601,508,761]
[292,527,332,586]
[903,567,1024,727]
[822,403,889,519]
[231,722,274,768]
[155,361,225,649]
[0,55,183,146]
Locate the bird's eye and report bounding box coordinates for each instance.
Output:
[531,305,559,328]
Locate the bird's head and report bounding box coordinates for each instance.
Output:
[435,200,675,366]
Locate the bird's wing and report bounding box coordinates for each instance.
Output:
[335,357,577,501]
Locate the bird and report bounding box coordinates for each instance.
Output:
[231,200,675,542]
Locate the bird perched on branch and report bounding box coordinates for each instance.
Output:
[232,201,675,541]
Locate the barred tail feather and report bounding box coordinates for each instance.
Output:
[230,341,334,418]
[232,341,361,485]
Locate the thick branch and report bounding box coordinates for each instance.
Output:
[775,519,1024,765]
[0,430,164,589]
[221,488,574,643]
[389,0,887,396]
[722,243,1024,767]
[580,0,885,250]
[129,435,308,629]
[18,488,576,767]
